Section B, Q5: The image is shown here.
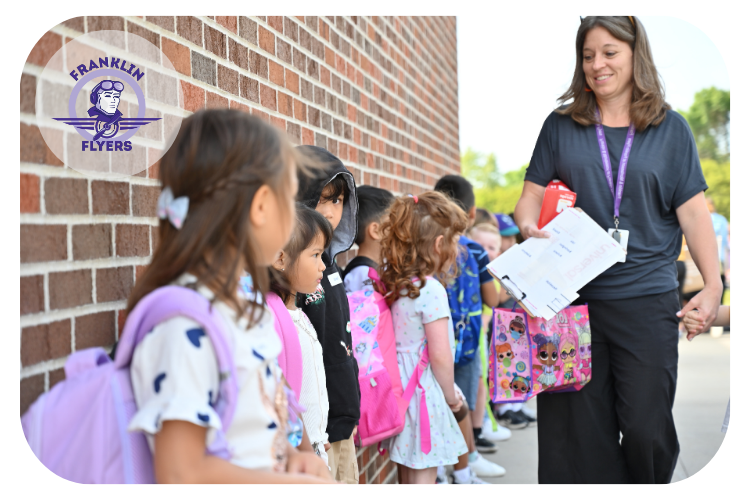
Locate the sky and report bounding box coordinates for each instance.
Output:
[457,15,731,174]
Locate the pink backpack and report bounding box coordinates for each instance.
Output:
[347,268,431,453]
[266,292,303,401]
[20,286,238,483]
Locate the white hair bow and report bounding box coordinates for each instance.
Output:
[157,187,189,229]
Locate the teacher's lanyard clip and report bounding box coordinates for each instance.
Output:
[614,216,620,231]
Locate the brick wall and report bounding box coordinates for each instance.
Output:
[20,16,459,483]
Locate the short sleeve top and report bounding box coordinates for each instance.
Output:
[525,109,707,300]
[390,277,455,356]
[128,274,284,470]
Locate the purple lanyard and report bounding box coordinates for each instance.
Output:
[594,107,636,229]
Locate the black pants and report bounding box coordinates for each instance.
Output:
[537,289,681,484]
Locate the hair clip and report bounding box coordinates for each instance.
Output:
[628,16,635,27]
[407,194,419,204]
[157,186,189,229]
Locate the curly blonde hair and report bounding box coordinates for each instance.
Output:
[379,191,468,303]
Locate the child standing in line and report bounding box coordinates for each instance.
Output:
[379,191,469,484]
[435,176,507,479]
[295,146,361,484]
[269,205,335,466]
[127,110,332,483]
[343,185,395,294]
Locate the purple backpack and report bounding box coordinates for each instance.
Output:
[21,286,239,484]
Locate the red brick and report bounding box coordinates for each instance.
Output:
[252,108,270,122]
[88,16,124,32]
[204,25,226,58]
[62,16,85,32]
[278,92,293,118]
[268,16,284,33]
[285,69,299,94]
[20,173,39,213]
[118,309,127,337]
[21,320,71,367]
[277,39,291,64]
[126,22,160,49]
[249,50,268,79]
[218,65,239,95]
[116,224,150,257]
[148,149,162,179]
[302,127,314,146]
[229,38,248,70]
[294,99,307,121]
[239,17,258,45]
[49,368,66,390]
[76,311,116,350]
[21,73,35,114]
[72,224,112,261]
[21,374,45,416]
[92,181,129,215]
[260,84,276,111]
[132,185,160,217]
[135,265,149,281]
[270,116,286,130]
[267,60,283,87]
[26,31,62,67]
[96,266,134,303]
[49,269,92,310]
[240,75,260,103]
[230,100,250,112]
[327,138,338,157]
[320,66,331,87]
[146,16,175,32]
[325,47,335,68]
[176,17,203,46]
[162,38,190,76]
[284,17,299,42]
[207,91,229,109]
[258,26,275,55]
[319,19,329,40]
[44,178,88,214]
[20,225,67,263]
[151,226,160,252]
[216,16,237,33]
[181,81,205,112]
[20,275,44,315]
[20,123,63,166]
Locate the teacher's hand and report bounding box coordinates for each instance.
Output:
[521,223,551,240]
[676,284,722,340]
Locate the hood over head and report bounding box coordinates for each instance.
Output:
[295,145,358,265]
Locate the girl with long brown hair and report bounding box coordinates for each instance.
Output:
[378,191,469,484]
[126,109,332,483]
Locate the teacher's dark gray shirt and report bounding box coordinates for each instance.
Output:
[525,109,707,301]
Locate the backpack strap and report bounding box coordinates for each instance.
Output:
[115,286,238,459]
[265,292,303,401]
[401,343,431,455]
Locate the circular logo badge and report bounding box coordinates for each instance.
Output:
[35,30,184,177]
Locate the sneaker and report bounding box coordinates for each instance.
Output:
[474,434,498,453]
[518,408,536,427]
[520,405,537,420]
[482,419,512,442]
[495,409,529,430]
[451,469,491,484]
[469,454,507,477]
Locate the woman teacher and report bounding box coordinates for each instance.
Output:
[514,16,722,484]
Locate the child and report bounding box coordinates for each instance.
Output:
[495,213,521,255]
[343,185,395,294]
[270,204,334,466]
[683,306,730,432]
[126,110,332,483]
[379,191,469,484]
[295,145,361,484]
[435,176,507,478]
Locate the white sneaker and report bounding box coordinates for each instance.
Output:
[482,419,512,442]
[436,465,448,484]
[469,454,506,477]
[452,469,490,484]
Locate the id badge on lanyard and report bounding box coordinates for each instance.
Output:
[595,107,635,263]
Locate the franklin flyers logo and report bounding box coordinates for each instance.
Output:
[53,57,161,152]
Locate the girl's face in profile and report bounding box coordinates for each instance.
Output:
[289,232,327,295]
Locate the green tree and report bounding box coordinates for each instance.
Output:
[461,148,503,190]
[678,87,730,161]
[461,150,526,215]
[701,158,730,221]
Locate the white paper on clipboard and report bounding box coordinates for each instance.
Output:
[487,208,624,320]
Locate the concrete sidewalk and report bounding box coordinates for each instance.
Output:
[470,333,730,484]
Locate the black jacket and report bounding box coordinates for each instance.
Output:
[296,146,360,443]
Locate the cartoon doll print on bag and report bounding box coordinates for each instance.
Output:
[559,333,577,385]
[576,322,592,383]
[510,373,532,398]
[532,332,560,388]
[495,343,515,363]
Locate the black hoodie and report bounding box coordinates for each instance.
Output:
[296,146,360,443]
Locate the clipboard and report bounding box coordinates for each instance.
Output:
[487,268,536,317]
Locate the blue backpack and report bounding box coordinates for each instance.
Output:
[446,236,483,367]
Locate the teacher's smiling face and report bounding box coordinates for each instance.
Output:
[582,26,634,102]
